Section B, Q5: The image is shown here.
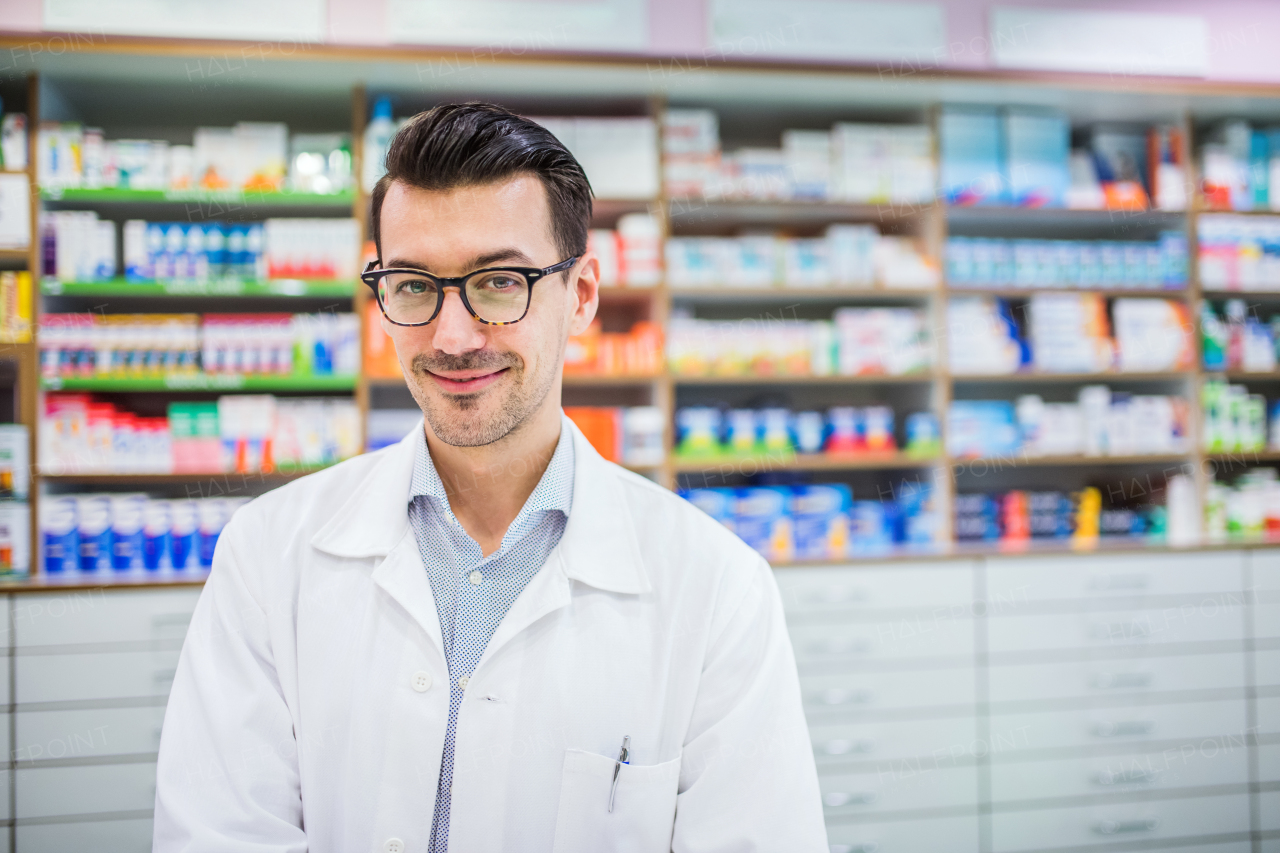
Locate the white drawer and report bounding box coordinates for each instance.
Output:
[1252,604,1280,640]
[1253,649,1280,686]
[16,649,180,704]
[1254,744,1280,782]
[820,765,978,817]
[17,817,152,852]
[1256,696,1280,733]
[828,815,978,853]
[1251,549,1280,594]
[16,761,157,818]
[809,715,977,764]
[987,698,1248,754]
[789,617,974,665]
[991,793,1249,853]
[776,563,976,616]
[990,744,1248,804]
[984,552,1244,606]
[801,667,976,715]
[13,588,201,648]
[988,652,1247,705]
[15,705,167,762]
[987,606,1245,655]
[1252,790,1280,830]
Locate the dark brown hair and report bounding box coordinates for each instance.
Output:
[370,102,593,262]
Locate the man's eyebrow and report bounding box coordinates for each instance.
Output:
[383,249,536,273]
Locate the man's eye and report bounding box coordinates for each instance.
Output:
[398,279,431,295]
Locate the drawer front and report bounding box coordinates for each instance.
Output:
[16,761,157,819]
[985,552,1244,606]
[991,793,1249,853]
[809,715,978,765]
[1249,790,1280,831]
[988,698,1248,754]
[828,815,978,853]
[790,618,975,666]
[16,649,181,704]
[17,818,152,852]
[776,563,976,616]
[990,745,1249,804]
[987,606,1245,655]
[1252,550,1280,595]
[1253,649,1280,687]
[13,588,201,648]
[819,765,978,818]
[1257,696,1280,734]
[801,667,976,715]
[1252,604,1280,640]
[1255,744,1280,782]
[15,705,167,762]
[988,652,1247,705]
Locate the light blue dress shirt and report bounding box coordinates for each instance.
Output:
[408,420,575,852]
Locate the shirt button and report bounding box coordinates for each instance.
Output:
[384,839,405,853]
[457,675,470,689]
[411,671,432,692]
[469,570,483,585]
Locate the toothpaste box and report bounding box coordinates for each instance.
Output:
[734,486,794,563]
[791,484,851,560]
[109,493,146,571]
[41,497,78,574]
[75,494,113,572]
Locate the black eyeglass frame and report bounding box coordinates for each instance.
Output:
[361,257,580,327]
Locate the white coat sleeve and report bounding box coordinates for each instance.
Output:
[153,513,307,853]
[672,557,828,852]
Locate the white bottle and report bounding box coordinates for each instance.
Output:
[361,97,395,194]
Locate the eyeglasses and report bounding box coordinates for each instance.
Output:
[361,257,579,327]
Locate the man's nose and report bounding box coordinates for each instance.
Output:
[430,288,487,353]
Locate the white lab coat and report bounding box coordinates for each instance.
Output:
[154,419,828,853]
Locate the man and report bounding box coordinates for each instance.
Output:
[154,102,826,852]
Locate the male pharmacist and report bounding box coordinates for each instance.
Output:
[154,103,826,853]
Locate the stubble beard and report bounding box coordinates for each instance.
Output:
[408,332,563,448]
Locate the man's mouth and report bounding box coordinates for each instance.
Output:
[426,367,509,394]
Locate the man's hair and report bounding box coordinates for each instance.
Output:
[370,102,593,262]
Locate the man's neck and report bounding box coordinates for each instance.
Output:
[425,404,564,557]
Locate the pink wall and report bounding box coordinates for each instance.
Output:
[4,0,1280,84]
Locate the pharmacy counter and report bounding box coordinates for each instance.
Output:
[0,546,1275,851]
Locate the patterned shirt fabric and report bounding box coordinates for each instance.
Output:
[409,418,575,853]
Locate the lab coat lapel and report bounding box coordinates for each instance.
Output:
[476,422,650,670]
[311,423,446,657]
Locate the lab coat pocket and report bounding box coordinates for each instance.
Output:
[550,748,681,853]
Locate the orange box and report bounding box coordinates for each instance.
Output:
[563,407,620,461]
[363,301,403,379]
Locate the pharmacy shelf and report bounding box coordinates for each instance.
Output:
[1195,206,1280,217]
[41,374,357,392]
[562,374,665,386]
[0,248,28,262]
[41,278,355,298]
[945,286,1188,298]
[671,452,939,474]
[666,198,931,227]
[40,467,333,484]
[945,206,1185,228]
[949,453,1188,468]
[40,188,355,207]
[1204,450,1280,463]
[673,373,934,386]
[1202,290,1280,298]
[1211,371,1280,382]
[951,371,1188,383]
[670,287,934,302]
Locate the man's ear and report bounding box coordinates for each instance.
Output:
[568,253,600,336]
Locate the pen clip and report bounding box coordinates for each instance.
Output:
[608,735,631,813]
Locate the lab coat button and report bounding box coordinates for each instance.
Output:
[458,675,470,689]
[411,671,432,692]
[469,570,483,585]
[384,838,405,853]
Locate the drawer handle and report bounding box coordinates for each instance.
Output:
[1089,573,1150,591]
[1094,768,1159,786]
[153,669,177,685]
[821,738,876,756]
[1089,622,1153,642]
[1090,672,1153,689]
[1092,818,1158,835]
[151,614,192,630]
[823,791,877,808]
[817,688,874,707]
[831,845,879,853]
[1092,720,1155,738]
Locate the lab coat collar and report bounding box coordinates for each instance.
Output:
[310,414,651,596]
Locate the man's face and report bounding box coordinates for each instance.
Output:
[377,174,598,447]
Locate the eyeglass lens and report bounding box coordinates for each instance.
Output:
[377,271,531,324]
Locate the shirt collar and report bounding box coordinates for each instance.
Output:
[409,415,575,521]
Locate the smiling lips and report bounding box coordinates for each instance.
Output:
[427,368,509,394]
